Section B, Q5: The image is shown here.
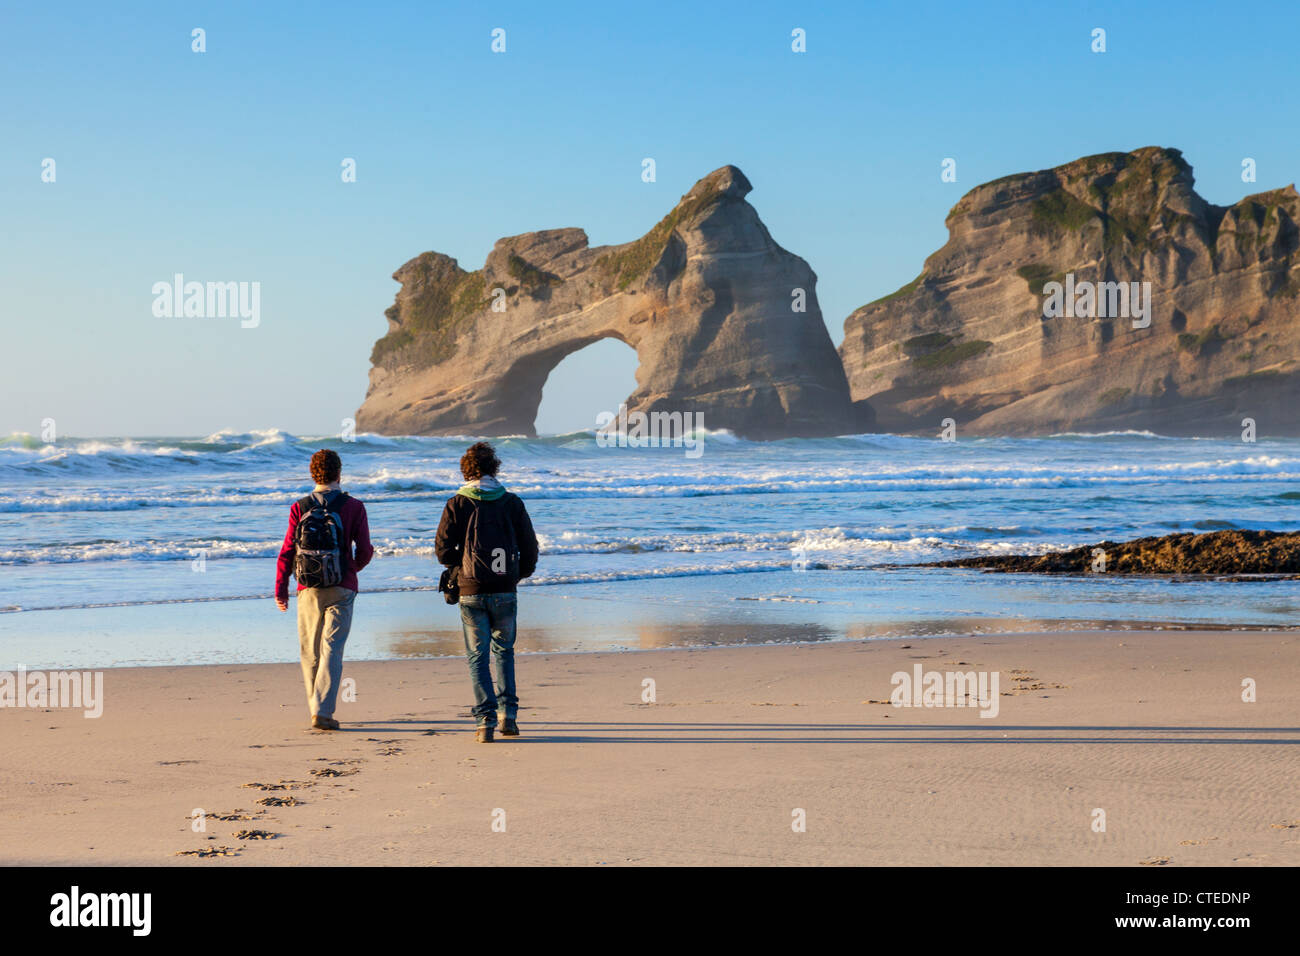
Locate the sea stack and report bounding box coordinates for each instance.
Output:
[356,166,863,439]
[838,147,1300,435]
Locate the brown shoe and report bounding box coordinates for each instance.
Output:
[312,715,340,731]
[475,723,495,743]
[498,718,520,737]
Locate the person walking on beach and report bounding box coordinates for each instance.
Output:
[436,441,539,743]
[275,449,374,731]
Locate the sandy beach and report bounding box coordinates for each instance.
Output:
[3,629,1297,867]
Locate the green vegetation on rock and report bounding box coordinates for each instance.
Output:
[1031,189,1095,232]
[910,339,992,370]
[1046,151,1189,258]
[596,182,729,290]
[1177,324,1226,357]
[902,332,953,353]
[370,258,496,370]
[869,272,927,306]
[452,272,488,317]
[506,254,562,291]
[1016,263,1065,295]
[369,328,413,366]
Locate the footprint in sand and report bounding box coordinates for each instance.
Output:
[377,746,403,756]
[257,796,302,807]
[242,780,314,791]
[176,845,241,857]
[310,767,359,778]
[233,829,278,840]
[1139,857,1171,866]
[1001,671,1069,695]
[191,809,260,822]
[1270,820,1299,829]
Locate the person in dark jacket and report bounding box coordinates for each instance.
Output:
[275,449,374,731]
[435,441,539,742]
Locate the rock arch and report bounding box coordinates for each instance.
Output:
[356,166,863,439]
[533,337,640,435]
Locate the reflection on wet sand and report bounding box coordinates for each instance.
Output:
[842,617,1283,640]
[374,613,1265,660]
[633,621,836,648]
[376,620,841,657]
[843,618,1089,641]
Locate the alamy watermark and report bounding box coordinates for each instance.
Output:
[1041,273,1151,329]
[0,666,104,718]
[890,665,1000,718]
[152,274,260,328]
[50,886,150,936]
[595,404,704,458]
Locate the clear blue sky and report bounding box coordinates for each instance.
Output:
[3,0,1296,437]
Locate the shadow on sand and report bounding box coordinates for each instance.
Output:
[329,718,1300,745]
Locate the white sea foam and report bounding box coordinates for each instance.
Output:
[3,430,1297,620]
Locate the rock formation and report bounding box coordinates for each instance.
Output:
[839,147,1300,435]
[918,529,1300,577]
[356,166,862,439]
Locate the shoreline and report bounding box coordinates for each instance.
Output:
[6,563,1299,672]
[4,619,1298,672]
[5,629,1298,866]
[8,572,1300,617]
[5,613,1294,671]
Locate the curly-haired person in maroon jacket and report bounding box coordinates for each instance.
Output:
[275,449,374,730]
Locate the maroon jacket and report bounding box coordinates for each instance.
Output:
[275,491,374,600]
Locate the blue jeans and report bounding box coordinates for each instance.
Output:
[458,592,518,723]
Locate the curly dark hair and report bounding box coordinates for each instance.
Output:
[310,449,342,485]
[459,441,500,481]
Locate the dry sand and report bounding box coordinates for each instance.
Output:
[2,630,1297,866]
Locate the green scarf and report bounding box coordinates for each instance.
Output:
[456,476,505,501]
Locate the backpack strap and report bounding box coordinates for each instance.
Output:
[304,490,347,512]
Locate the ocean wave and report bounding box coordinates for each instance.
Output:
[4,426,1300,485]
[0,561,795,612]
[0,538,283,565]
[4,543,1112,612]
[4,467,1300,513]
[1044,429,1171,440]
[199,427,297,446]
[0,525,1076,568]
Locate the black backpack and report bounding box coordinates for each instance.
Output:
[293,490,347,589]
[461,497,519,588]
